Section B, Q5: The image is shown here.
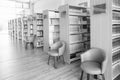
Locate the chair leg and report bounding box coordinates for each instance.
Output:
[62,55,65,64]
[30,42,34,49]
[57,56,59,62]
[94,75,98,79]
[58,56,60,60]
[102,74,105,80]
[87,74,90,80]
[54,57,57,69]
[25,42,28,49]
[80,70,84,80]
[32,42,34,49]
[48,55,51,65]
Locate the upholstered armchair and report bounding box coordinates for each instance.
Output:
[25,35,36,49]
[80,48,107,80]
[47,41,65,68]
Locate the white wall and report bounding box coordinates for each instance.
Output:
[33,0,90,13]
[64,0,90,7]
[34,0,63,13]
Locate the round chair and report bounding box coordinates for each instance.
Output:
[80,48,107,80]
[47,41,65,69]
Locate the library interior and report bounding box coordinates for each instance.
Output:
[0,0,120,80]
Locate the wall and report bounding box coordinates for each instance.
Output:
[33,0,90,13]
[33,0,63,13]
[64,0,90,7]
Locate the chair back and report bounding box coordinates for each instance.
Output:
[50,41,62,50]
[81,48,107,73]
[50,41,65,56]
[33,35,36,42]
[58,41,65,56]
[28,35,36,42]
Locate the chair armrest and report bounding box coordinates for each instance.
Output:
[58,45,65,56]
[81,50,90,62]
[50,41,61,50]
[101,57,107,74]
[50,44,57,50]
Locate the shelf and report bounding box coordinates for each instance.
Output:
[70,40,89,44]
[36,18,43,20]
[70,49,85,54]
[69,13,89,17]
[69,23,88,25]
[112,46,120,52]
[69,5,87,9]
[49,24,59,26]
[36,45,43,47]
[37,36,43,37]
[112,20,120,24]
[37,30,43,31]
[50,17,59,19]
[70,57,80,62]
[36,24,43,26]
[112,34,120,39]
[113,24,120,28]
[53,31,59,33]
[112,5,120,11]
[113,57,120,65]
[112,47,120,54]
[69,32,88,35]
[112,63,120,80]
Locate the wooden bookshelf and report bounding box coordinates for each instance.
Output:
[21,15,34,44]
[17,18,22,40]
[90,0,120,80]
[59,4,90,64]
[43,10,60,52]
[27,15,34,36]
[8,20,12,37]
[22,16,28,42]
[33,13,44,48]
[12,19,15,38]
[112,0,120,79]
[14,19,18,39]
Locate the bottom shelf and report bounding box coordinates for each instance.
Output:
[112,63,120,80]
[36,45,43,48]
[114,74,120,80]
[69,52,83,62]
[36,42,43,47]
[70,57,80,62]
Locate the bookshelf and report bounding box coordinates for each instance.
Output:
[8,20,12,36]
[112,0,120,80]
[59,4,90,63]
[22,16,28,42]
[10,20,14,37]
[15,19,18,39]
[27,15,34,37]
[33,13,44,48]
[17,18,22,40]
[43,10,60,52]
[90,0,120,80]
[11,19,15,38]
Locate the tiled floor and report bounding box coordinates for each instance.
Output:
[0,32,94,80]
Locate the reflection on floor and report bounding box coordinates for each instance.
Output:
[0,33,94,80]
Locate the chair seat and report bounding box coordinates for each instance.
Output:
[26,41,32,43]
[81,61,102,75]
[48,50,59,56]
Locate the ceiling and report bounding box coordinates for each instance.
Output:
[7,0,41,3]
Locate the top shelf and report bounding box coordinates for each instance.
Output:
[69,13,90,17]
[69,5,87,9]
